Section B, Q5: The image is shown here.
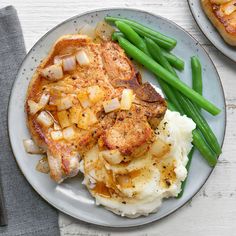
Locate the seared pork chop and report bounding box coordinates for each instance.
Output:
[26,34,166,183]
[202,0,236,46]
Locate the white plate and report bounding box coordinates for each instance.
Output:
[8,8,226,227]
[188,0,236,62]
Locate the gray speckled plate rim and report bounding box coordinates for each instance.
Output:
[7,7,226,228]
[187,0,236,63]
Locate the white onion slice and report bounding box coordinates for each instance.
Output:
[67,152,81,177]
[62,126,76,140]
[28,100,42,115]
[51,130,63,140]
[39,93,50,107]
[53,56,63,65]
[53,123,61,131]
[79,24,96,39]
[57,96,73,111]
[76,51,90,66]
[100,149,123,165]
[37,111,54,127]
[95,21,115,41]
[87,85,104,103]
[23,139,44,154]
[222,2,236,15]
[120,89,134,110]
[41,64,63,81]
[36,156,50,174]
[62,56,76,71]
[103,98,120,113]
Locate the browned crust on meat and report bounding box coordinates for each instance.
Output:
[26,35,92,149]
[26,34,167,182]
[101,105,155,157]
[201,0,236,46]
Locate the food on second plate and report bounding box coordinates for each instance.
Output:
[25,34,166,183]
[201,0,236,46]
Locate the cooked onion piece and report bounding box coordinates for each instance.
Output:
[87,85,104,103]
[37,111,54,127]
[36,156,50,174]
[39,93,50,107]
[62,56,76,71]
[57,110,71,128]
[77,108,97,130]
[76,50,90,66]
[63,126,76,140]
[53,122,61,131]
[69,105,82,124]
[95,21,115,41]
[79,24,96,39]
[103,98,120,113]
[23,139,44,154]
[28,100,42,115]
[77,111,90,130]
[99,149,123,165]
[41,64,63,81]
[221,1,236,15]
[77,90,91,108]
[120,89,134,110]
[86,108,98,125]
[28,93,50,115]
[56,96,73,111]
[51,130,63,141]
[53,56,63,65]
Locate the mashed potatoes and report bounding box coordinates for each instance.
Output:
[81,109,196,218]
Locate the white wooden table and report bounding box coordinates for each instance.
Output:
[1,0,235,235]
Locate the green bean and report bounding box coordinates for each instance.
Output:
[191,56,202,110]
[105,16,177,50]
[191,56,202,95]
[112,31,124,41]
[145,37,177,76]
[177,95,222,155]
[161,49,184,71]
[116,36,221,115]
[192,130,217,166]
[111,31,184,71]
[115,21,150,56]
[145,37,221,156]
[158,79,184,114]
[177,147,194,198]
[128,25,175,51]
[166,100,217,166]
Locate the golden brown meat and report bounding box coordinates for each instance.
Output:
[25,34,167,183]
[201,0,236,46]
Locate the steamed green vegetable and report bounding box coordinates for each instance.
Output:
[161,49,184,71]
[191,56,202,110]
[115,21,150,56]
[105,16,177,50]
[167,101,217,166]
[191,56,202,95]
[112,31,184,70]
[177,147,194,198]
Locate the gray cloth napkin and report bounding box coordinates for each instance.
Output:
[0,6,60,236]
